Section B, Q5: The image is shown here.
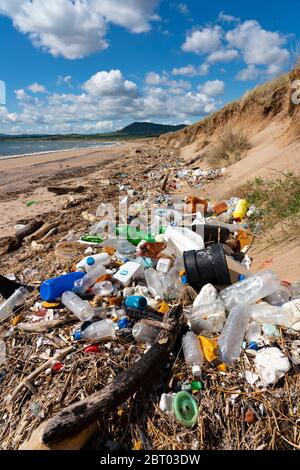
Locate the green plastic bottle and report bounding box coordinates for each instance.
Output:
[80,235,103,244]
[116,225,156,246]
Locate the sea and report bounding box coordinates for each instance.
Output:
[0,140,117,159]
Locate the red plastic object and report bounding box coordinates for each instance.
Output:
[84,345,101,354]
[52,361,63,372]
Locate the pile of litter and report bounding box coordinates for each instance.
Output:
[0,151,299,451]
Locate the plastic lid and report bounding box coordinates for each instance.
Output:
[73,330,82,340]
[192,365,202,377]
[118,317,129,329]
[172,391,199,428]
[86,257,95,266]
[238,274,246,281]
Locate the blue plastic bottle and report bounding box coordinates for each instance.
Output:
[40,272,85,301]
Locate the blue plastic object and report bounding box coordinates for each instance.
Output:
[40,272,85,301]
[124,296,147,310]
[118,317,130,329]
[238,274,246,281]
[73,330,82,340]
[248,341,258,350]
[86,257,95,266]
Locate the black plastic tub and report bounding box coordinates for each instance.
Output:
[183,245,231,291]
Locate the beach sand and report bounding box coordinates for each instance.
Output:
[0,140,145,238]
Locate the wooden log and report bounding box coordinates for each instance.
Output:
[47,186,86,195]
[20,304,182,449]
[26,222,59,242]
[16,220,44,241]
[17,316,77,333]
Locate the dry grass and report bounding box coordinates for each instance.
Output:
[205,128,251,168]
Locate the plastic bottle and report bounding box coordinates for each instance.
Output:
[144,268,164,299]
[74,319,116,340]
[265,286,291,306]
[182,331,203,377]
[163,226,204,255]
[233,199,249,221]
[0,340,6,365]
[61,291,94,321]
[245,322,261,342]
[132,322,158,345]
[156,258,172,274]
[113,261,143,287]
[249,300,300,328]
[0,287,28,323]
[218,304,251,364]
[219,270,280,310]
[73,265,107,294]
[40,272,85,301]
[116,225,156,246]
[76,253,111,272]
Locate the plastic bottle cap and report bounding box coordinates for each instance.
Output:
[192,365,202,377]
[118,317,129,329]
[172,391,199,428]
[238,274,246,281]
[86,257,95,266]
[73,330,82,340]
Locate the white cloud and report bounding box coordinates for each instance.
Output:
[207,49,239,63]
[144,71,190,88]
[57,75,73,87]
[171,64,210,77]
[28,83,47,93]
[182,26,222,54]
[218,12,240,23]
[198,80,225,96]
[177,3,189,15]
[226,20,290,77]
[83,70,138,97]
[15,89,28,101]
[0,0,160,59]
[0,105,18,122]
[236,65,260,81]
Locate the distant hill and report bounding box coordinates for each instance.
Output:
[118,122,186,137]
[0,122,187,141]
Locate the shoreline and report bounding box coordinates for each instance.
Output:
[0,141,119,160]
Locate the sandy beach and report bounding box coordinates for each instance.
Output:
[0,140,145,238]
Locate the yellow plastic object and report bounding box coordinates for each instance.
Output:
[103,246,116,256]
[233,199,249,221]
[158,301,170,314]
[217,363,228,372]
[12,314,23,326]
[132,440,143,450]
[198,336,218,362]
[42,301,61,309]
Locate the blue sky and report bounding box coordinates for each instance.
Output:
[0,0,299,134]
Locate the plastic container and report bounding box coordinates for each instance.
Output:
[74,319,116,340]
[93,281,114,297]
[172,391,199,428]
[156,258,172,274]
[163,226,204,255]
[0,287,28,323]
[113,261,143,287]
[249,300,300,328]
[265,286,291,306]
[116,225,156,246]
[61,291,94,321]
[218,304,251,364]
[124,296,147,310]
[219,270,280,310]
[40,272,85,301]
[182,331,203,377]
[144,268,164,299]
[73,265,107,295]
[233,199,249,221]
[184,245,231,292]
[132,322,158,345]
[76,253,111,272]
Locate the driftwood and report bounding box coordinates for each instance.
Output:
[10,346,74,402]
[17,316,77,333]
[26,222,59,242]
[16,220,44,241]
[47,185,86,195]
[161,172,169,192]
[19,304,183,450]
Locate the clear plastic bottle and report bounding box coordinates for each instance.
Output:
[0,340,6,365]
[265,286,291,306]
[61,291,94,321]
[79,319,116,340]
[218,304,250,364]
[182,331,203,377]
[249,300,300,328]
[93,281,114,297]
[73,264,107,294]
[219,270,280,310]
[144,268,164,299]
[132,322,158,345]
[0,287,28,323]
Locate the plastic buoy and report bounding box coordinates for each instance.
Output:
[172,391,199,428]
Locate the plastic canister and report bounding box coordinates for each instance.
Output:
[40,272,85,301]
[233,199,249,221]
[124,296,147,310]
[76,253,111,272]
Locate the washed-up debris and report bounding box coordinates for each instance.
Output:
[0,150,299,451]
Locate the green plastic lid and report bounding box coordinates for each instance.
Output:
[172,391,199,428]
[191,380,203,391]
